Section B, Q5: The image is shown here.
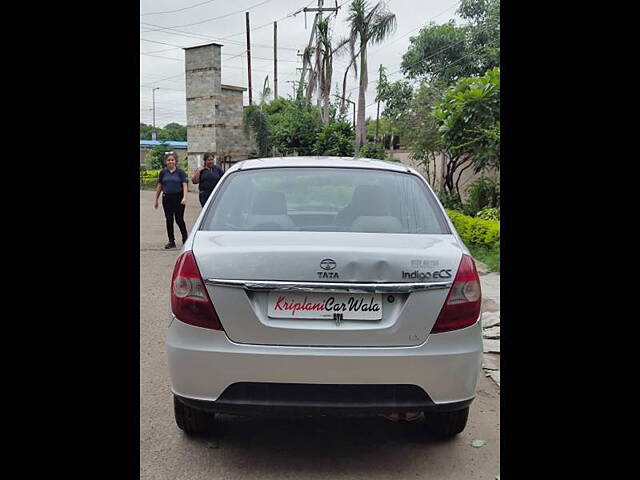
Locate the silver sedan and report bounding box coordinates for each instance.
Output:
[166,156,482,439]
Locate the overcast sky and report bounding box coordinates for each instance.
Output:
[140,0,462,128]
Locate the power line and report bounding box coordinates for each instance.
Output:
[140,73,185,87]
[140,85,185,93]
[215,0,316,40]
[141,0,221,16]
[141,53,183,61]
[140,47,181,55]
[140,29,299,52]
[140,0,275,32]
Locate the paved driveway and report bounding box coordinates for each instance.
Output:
[140,190,500,480]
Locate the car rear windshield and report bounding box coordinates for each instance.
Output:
[200,167,450,234]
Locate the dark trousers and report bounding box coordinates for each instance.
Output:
[199,190,212,207]
[162,192,188,243]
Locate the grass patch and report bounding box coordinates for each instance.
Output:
[468,245,500,273]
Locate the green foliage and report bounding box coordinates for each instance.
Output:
[401,0,500,85]
[366,117,389,138]
[467,244,500,272]
[357,142,387,160]
[445,209,500,251]
[243,98,356,157]
[315,121,355,156]
[440,191,466,212]
[157,122,187,142]
[401,82,445,181]
[375,66,413,138]
[265,98,323,156]
[243,105,272,157]
[140,169,161,180]
[140,123,153,140]
[401,21,470,84]
[146,143,173,169]
[434,67,500,174]
[476,207,500,221]
[140,122,187,141]
[465,177,500,215]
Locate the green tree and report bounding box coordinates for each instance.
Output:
[140,122,153,140]
[357,142,387,160]
[344,0,397,153]
[401,0,499,86]
[434,67,500,200]
[401,82,445,188]
[243,105,272,157]
[314,121,355,156]
[157,122,187,141]
[266,98,323,156]
[375,66,413,146]
[146,143,173,169]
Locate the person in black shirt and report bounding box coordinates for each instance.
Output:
[154,151,189,249]
[191,152,224,207]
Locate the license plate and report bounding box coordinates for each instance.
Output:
[267,292,383,320]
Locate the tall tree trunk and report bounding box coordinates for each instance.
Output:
[355,44,367,153]
[433,154,438,194]
[455,160,474,201]
[340,66,350,113]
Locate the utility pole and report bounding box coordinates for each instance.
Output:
[298,0,340,101]
[376,64,382,143]
[273,21,278,99]
[246,12,253,105]
[152,87,160,141]
[315,0,323,109]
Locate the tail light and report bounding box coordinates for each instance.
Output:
[170,251,223,330]
[431,254,482,333]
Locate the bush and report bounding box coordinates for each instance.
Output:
[465,177,500,216]
[315,121,355,156]
[445,209,500,251]
[146,143,173,170]
[439,191,466,212]
[357,142,387,160]
[477,207,500,221]
[140,169,160,180]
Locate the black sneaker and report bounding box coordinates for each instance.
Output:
[164,241,176,249]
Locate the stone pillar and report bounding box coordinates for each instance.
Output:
[184,43,223,190]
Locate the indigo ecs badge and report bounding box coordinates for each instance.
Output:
[402,269,452,280]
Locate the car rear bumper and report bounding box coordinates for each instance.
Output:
[174,384,473,416]
[166,316,482,409]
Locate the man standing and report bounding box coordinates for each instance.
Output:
[191,152,225,207]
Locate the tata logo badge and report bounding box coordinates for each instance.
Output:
[320,258,337,270]
[318,258,339,279]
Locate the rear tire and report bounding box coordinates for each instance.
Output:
[424,407,469,438]
[174,395,216,436]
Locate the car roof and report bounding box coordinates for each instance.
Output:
[227,156,415,174]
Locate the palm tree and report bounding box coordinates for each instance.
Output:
[304,17,349,125]
[259,75,271,106]
[344,0,396,152]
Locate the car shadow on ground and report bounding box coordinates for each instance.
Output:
[181,414,459,476]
